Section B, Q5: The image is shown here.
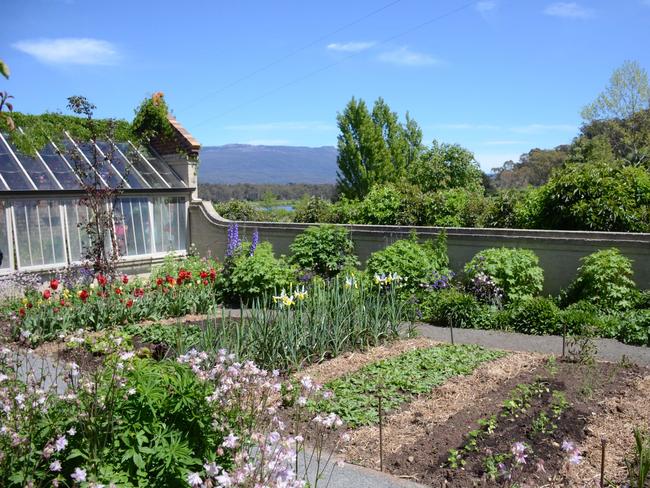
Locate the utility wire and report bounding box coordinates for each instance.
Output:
[189,0,482,131]
[176,0,404,115]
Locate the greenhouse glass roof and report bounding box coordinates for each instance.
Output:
[0,131,187,192]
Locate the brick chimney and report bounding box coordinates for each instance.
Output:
[149,114,201,200]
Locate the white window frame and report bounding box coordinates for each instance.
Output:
[0,203,15,274]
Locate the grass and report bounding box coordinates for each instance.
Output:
[313,344,505,427]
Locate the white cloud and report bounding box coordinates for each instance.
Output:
[378,47,439,67]
[476,1,497,12]
[543,2,593,18]
[224,121,335,132]
[326,41,376,52]
[12,38,119,65]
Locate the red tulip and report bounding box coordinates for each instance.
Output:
[42,290,51,300]
[122,275,129,284]
[50,279,59,290]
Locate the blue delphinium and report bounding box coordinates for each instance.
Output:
[226,224,241,258]
[249,229,259,257]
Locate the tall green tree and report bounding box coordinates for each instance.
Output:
[335,97,423,199]
[408,140,483,193]
[581,60,650,121]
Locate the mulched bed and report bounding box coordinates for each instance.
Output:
[382,360,646,487]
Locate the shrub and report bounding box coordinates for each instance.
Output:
[366,232,449,292]
[500,296,562,335]
[535,162,650,232]
[464,248,544,302]
[420,288,493,329]
[425,188,488,227]
[289,225,358,278]
[561,248,637,311]
[215,200,263,221]
[293,196,333,223]
[559,301,614,338]
[614,309,650,347]
[222,241,296,304]
[356,183,410,225]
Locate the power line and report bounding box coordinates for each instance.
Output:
[189,0,482,131]
[176,0,404,115]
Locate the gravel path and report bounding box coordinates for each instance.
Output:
[416,323,650,366]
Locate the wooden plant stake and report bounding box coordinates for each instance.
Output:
[600,437,607,488]
[562,321,567,358]
[378,390,384,472]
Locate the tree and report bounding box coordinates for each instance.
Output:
[491,145,570,189]
[408,140,483,193]
[335,97,423,199]
[581,60,650,121]
[336,98,390,198]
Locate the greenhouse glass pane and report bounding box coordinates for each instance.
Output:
[115,197,151,257]
[13,200,66,268]
[153,197,186,253]
[138,146,186,187]
[6,142,59,190]
[65,200,92,263]
[117,142,166,188]
[0,202,10,270]
[0,139,33,190]
[38,144,81,189]
[61,141,104,187]
[96,142,146,189]
[78,143,123,188]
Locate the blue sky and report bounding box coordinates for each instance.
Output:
[3,0,650,171]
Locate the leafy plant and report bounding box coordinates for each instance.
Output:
[561,248,638,311]
[420,288,494,329]
[315,345,504,427]
[626,428,650,488]
[221,241,296,304]
[499,297,562,335]
[464,247,544,302]
[366,231,449,292]
[289,225,358,278]
[214,200,263,221]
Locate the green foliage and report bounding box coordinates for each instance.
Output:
[562,248,638,311]
[581,60,650,121]
[425,187,488,227]
[131,93,176,145]
[560,301,617,338]
[481,190,528,228]
[315,345,504,427]
[499,297,562,335]
[464,248,544,302]
[420,288,494,329]
[198,277,408,371]
[215,200,263,221]
[1,111,133,156]
[335,97,423,198]
[408,140,483,193]
[289,225,358,278]
[293,196,333,223]
[491,146,570,189]
[536,161,650,232]
[614,309,650,347]
[104,358,224,486]
[365,232,449,291]
[222,242,295,304]
[626,428,650,488]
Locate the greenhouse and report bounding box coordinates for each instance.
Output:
[0,117,198,274]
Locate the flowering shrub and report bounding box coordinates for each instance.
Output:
[464,247,544,303]
[1,342,347,487]
[11,262,220,345]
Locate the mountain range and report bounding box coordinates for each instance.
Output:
[198,144,338,184]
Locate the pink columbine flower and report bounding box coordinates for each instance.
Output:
[50,460,62,472]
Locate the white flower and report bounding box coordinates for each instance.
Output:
[71,467,87,482]
[0,373,8,382]
[187,472,203,486]
[54,435,68,452]
[67,427,76,436]
[119,352,135,361]
[222,433,239,449]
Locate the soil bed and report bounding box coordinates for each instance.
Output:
[381,360,646,487]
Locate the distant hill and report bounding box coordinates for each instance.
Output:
[198,144,338,184]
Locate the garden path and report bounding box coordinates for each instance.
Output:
[416,323,650,365]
